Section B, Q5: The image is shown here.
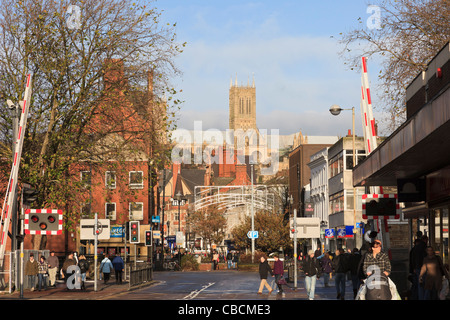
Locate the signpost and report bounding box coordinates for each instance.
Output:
[80,218,110,240]
[247,231,259,239]
[289,217,321,238]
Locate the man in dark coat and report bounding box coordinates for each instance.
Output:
[257,256,273,294]
[303,249,322,300]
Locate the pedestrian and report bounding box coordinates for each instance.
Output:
[409,236,427,300]
[99,254,114,284]
[320,251,333,287]
[77,255,90,290]
[25,253,38,291]
[273,254,285,296]
[363,240,391,278]
[37,255,49,291]
[212,250,219,270]
[61,252,76,284]
[227,251,233,269]
[303,249,322,300]
[349,248,362,299]
[232,251,240,269]
[332,248,350,300]
[419,246,450,300]
[47,251,59,287]
[112,254,125,284]
[257,256,274,295]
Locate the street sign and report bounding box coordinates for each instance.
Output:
[325,228,335,239]
[247,231,259,239]
[80,219,110,240]
[362,193,400,219]
[290,217,321,238]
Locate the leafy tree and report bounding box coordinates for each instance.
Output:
[189,204,227,254]
[231,210,292,253]
[0,0,185,248]
[339,0,450,133]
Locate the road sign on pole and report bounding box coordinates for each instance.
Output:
[247,230,259,239]
[80,219,110,240]
[290,217,321,238]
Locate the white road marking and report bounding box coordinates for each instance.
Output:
[180,282,215,300]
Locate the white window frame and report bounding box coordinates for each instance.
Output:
[129,202,144,220]
[105,171,117,189]
[80,171,91,187]
[129,171,144,189]
[105,202,116,220]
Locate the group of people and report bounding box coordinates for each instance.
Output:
[25,251,126,291]
[257,254,285,297]
[25,252,58,291]
[256,239,394,300]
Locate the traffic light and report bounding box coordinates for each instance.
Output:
[25,209,63,235]
[145,230,152,246]
[129,221,140,244]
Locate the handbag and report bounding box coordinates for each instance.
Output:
[277,277,287,285]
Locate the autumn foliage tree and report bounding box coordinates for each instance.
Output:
[0,0,185,249]
[189,204,227,254]
[231,210,291,253]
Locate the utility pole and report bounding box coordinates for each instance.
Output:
[251,165,255,264]
[94,213,98,292]
[293,209,298,290]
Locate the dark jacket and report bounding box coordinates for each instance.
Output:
[112,256,125,271]
[332,254,350,273]
[78,259,90,274]
[259,260,273,279]
[273,259,283,275]
[349,252,362,275]
[303,256,322,277]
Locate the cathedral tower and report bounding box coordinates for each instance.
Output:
[229,74,256,131]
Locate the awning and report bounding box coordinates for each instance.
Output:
[353,88,450,187]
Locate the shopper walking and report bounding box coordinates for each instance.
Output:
[257,256,273,294]
[303,249,322,300]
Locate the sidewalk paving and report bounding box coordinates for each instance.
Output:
[0,279,155,300]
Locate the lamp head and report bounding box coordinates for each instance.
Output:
[329,104,342,116]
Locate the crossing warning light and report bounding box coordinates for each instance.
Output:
[25,209,63,235]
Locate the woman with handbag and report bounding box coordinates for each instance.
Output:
[273,254,285,296]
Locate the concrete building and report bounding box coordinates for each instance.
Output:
[353,42,450,298]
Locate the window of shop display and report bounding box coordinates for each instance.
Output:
[435,208,449,263]
[330,191,344,214]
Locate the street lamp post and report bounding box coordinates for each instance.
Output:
[329,105,357,239]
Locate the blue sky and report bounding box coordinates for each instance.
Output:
[155,0,386,136]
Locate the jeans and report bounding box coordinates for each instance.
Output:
[305,275,317,300]
[28,275,36,289]
[275,274,284,293]
[335,272,346,297]
[38,274,47,290]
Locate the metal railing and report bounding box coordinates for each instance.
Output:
[128,263,152,289]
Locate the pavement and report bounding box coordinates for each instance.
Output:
[0,278,154,300]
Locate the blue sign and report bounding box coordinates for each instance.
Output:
[247,231,259,239]
[152,215,160,223]
[337,226,354,238]
[325,229,335,238]
[111,226,123,238]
